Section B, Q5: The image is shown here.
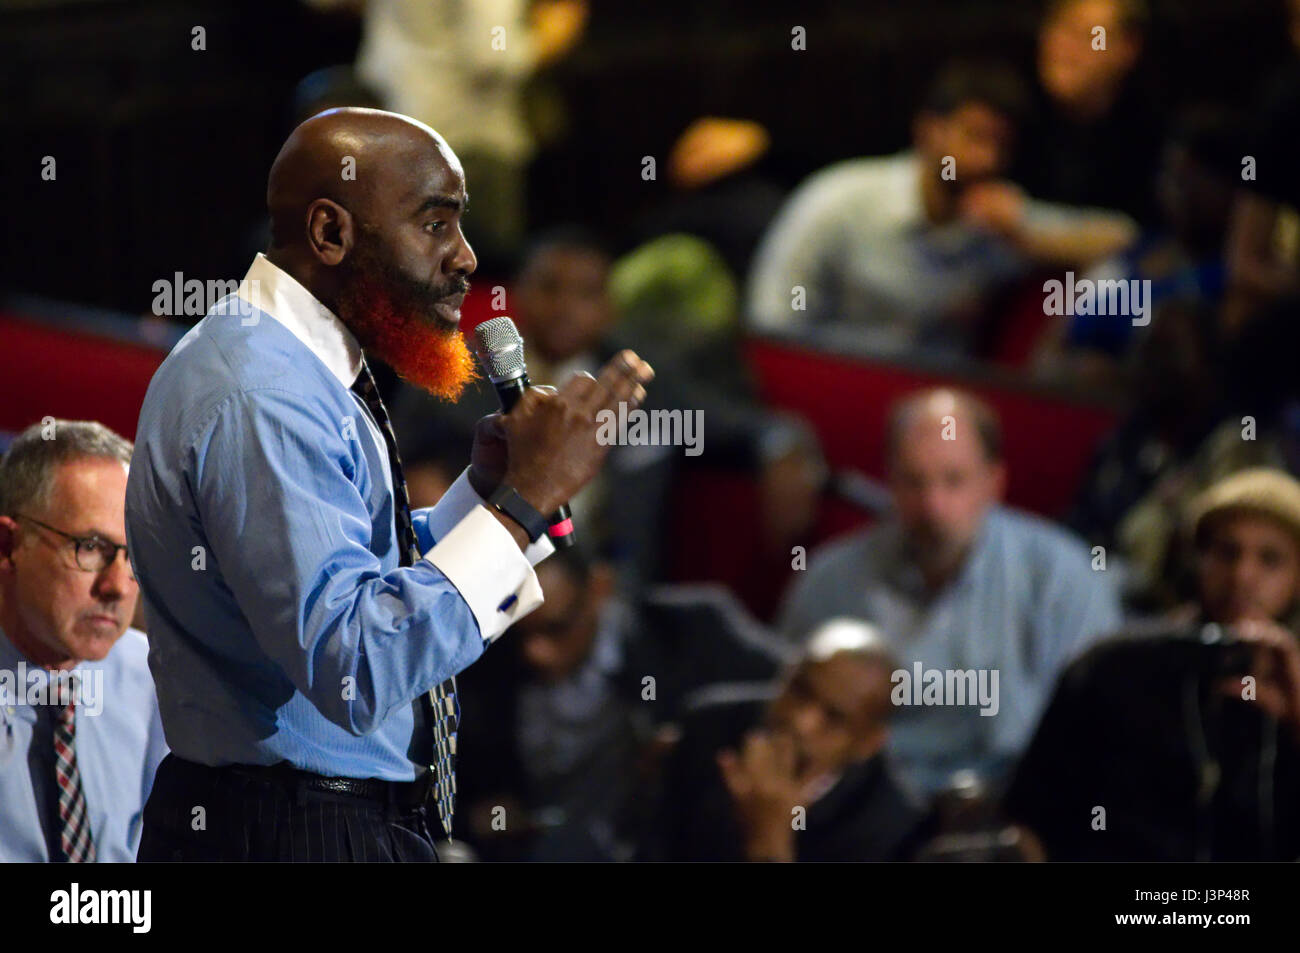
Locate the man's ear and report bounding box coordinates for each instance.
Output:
[0,516,20,572]
[305,198,354,266]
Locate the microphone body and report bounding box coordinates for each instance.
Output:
[474,318,577,549]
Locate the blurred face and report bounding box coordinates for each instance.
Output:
[513,562,605,682]
[1198,513,1300,624]
[1155,144,1234,248]
[515,246,613,364]
[915,102,1015,190]
[889,415,1005,572]
[768,655,890,779]
[0,459,138,670]
[1039,0,1140,113]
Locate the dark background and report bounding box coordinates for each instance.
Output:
[0,0,1290,316]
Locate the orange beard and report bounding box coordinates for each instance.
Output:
[340,265,479,401]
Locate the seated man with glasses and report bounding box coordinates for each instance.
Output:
[0,419,167,862]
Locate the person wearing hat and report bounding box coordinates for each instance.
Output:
[1004,467,1300,860]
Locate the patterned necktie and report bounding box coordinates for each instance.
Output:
[53,675,96,862]
[350,358,458,839]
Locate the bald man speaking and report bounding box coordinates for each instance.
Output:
[126,108,652,862]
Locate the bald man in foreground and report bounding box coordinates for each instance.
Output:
[125,108,652,862]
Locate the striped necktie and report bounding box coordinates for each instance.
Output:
[53,675,96,862]
[350,358,458,839]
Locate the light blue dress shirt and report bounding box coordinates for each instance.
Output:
[778,506,1123,794]
[125,255,550,782]
[0,626,168,861]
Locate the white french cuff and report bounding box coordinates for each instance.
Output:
[421,469,553,643]
[423,506,544,643]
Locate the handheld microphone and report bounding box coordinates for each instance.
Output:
[473,316,576,549]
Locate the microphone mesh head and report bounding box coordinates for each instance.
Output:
[474,316,527,380]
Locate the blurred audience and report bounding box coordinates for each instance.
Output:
[778,389,1121,794]
[630,116,787,286]
[1007,468,1300,860]
[393,226,824,592]
[648,618,932,862]
[1032,106,1241,388]
[746,58,1136,357]
[454,547,786,861]
[307,0,589,267]
[397,413,477,510]
[912,771,1045,862]
[1014,0,1163,225]
[1066,301,1226,610]
[0,421,167,862]
[1222,47,1300,336]
[1071,294,1300,613]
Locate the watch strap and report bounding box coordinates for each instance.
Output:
[486,484,549,544]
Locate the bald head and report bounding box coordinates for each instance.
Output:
[886,388,1001,465]
[267,107,464,252]
[885,389,1006,584]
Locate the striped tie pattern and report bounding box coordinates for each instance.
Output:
[53,676,96,863]
[350,358,458,839]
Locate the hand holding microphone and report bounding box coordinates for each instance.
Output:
[469,317,653,549]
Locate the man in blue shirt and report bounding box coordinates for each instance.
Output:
[0,420,168,862]
[126,108,652,862]
[778,388,1122,795]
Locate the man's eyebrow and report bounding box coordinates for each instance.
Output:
[76,527,127,546]
[414,194,469,216]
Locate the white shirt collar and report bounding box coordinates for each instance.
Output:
[235,253,364,388]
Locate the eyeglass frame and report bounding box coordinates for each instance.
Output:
[12,514,133,577]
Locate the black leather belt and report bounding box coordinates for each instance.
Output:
[229,761,433,809]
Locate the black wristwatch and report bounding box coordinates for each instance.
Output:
[487,484,549,544]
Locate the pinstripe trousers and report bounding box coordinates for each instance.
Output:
[138,755,441,862]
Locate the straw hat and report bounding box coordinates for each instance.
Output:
[1188,467,1300,547]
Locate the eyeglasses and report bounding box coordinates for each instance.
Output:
[14,514,133,576]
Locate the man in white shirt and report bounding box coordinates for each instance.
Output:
[747,59,1137,356]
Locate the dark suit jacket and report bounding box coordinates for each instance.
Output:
[1004,628,1300,861]
[455,585,787,861]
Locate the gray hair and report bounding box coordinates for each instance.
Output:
[0,419,133,518]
